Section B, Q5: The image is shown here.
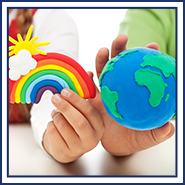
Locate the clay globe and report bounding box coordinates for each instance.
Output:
[99,47,176,130]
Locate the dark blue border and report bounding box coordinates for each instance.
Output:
[175,6,178,180]
[3,0,176,8]
[0,0,181,185]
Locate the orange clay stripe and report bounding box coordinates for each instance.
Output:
[37,59,90,99]
[15,65,84,103]
[10,63,85,103]
[10,77,22,103]
[10,58,90,102]
[33,53,96,98]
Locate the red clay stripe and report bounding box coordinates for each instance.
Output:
[33,53,96,98]
[36,59,90,99]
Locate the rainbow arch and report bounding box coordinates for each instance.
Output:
[9,52,96,104]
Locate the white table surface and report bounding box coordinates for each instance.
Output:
[8,120,176,176]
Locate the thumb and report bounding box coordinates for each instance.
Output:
[151,121,175,144]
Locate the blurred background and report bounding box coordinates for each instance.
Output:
[65,9,127,86]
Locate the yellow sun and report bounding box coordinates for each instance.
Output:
[9,25,50,57]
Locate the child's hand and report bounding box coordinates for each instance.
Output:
[43,89,105,163]
[89,34,175,156]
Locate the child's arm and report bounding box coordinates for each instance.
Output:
[30,9,79,154]
[42,88,105,163]
[89,34,175,156]
[119,9,176,59]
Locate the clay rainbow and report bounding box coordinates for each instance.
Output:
[9,52,96,104]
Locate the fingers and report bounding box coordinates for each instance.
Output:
[51,89,104,139]
[44,121,83,163]
[95,35,158,82]
[95,34,128,80]
[146,42,160,51]
[61,89,104,132]
[44,89,105,163]
[87,71,101,99]
[51,93,93,140]
[111,34,128,58]
[87,71,94,80]
[95,47,109,79]
[51,110,80,148]
[87,71,101,98]
[43,121,69,159]
[151,122,175,144]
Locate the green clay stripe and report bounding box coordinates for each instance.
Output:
[101,86,123,119]
[118,49,138,58]
[134,69,168,107]
[20,70,78,103]
[141,53,176,79]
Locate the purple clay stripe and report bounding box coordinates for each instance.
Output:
[35,86,59,104]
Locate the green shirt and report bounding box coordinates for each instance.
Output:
[119,9,176,59]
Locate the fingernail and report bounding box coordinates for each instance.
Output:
[61,89,71,98]
[52,94,61,104]
[51,109,56,118]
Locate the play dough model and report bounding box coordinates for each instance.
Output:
[9,25,96,104]
[99,47,176,130]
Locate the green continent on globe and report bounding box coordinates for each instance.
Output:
[99,58,118,86]
[141,53,176,79]
[101,86,123,119]
[118,49,138,58]
[165,93,170,102]
[99,49,138,86]
[134,69,168,107]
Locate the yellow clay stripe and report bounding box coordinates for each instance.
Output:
[15,64,84,103]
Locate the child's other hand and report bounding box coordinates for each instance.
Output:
[89,34,175,156]
[43,89,104,163]
[96,34,160,79]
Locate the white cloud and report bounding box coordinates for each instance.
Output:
[9,50,37,81]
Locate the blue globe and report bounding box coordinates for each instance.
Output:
[99,47,176,130]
